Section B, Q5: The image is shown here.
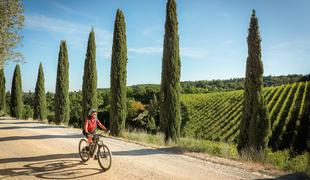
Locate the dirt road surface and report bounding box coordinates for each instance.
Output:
[0,118,273,179]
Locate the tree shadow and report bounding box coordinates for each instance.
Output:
[256,173,310,180]
[0,121,39,124]
[112,147,184,156]
[0,159,102,179]
[0,117,19,121]
[0,134,83,142]
[0,125,65,130]
[0,153,78,164]
[180,102,190,136]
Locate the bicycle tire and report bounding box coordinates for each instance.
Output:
[97,144,112,171]
[78,139,90,162]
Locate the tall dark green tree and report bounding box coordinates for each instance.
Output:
[0,69,6,114]
[54,40,70,124]
[110,9,128,136]
[160,0,181,142]
[10,64,23,118]
[82,28,97,127]
[238,10,271,156]
[33,63,47,120]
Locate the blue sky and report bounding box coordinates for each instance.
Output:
[4,0,310,92]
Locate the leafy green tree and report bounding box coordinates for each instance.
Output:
[160,0,181,142]
[0,0,24,68]
[238,10,271,157]
[0,69,6,114]
[23,104,33,119]
[82,29,97,127]
[69,91,82,128]
[10,64,23,118]
[54,40,70,124]
[110,9,128,136]
[33,63,47,120]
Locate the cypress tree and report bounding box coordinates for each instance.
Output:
[33,63,47,120]
[110,9,128,136]
[82,28,97,127]
[10,64,23,118]
[0,69,6,115]
[238,10,271,156]
[54,40,70,125]
[160,0,181,142]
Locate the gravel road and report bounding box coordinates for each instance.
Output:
[0,118,273,179]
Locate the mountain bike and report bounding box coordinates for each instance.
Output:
[78,133,112,171]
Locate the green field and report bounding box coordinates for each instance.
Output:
[181,81,310,151]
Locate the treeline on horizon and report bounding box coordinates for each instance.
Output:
[129,74,309,94]
[1,73,307,128]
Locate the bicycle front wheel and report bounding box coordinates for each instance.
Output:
[97,144,112,171]
[78,139,90,162]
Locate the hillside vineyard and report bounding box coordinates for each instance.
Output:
[181,81,310,152]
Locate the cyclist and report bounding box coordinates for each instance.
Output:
[83,109,107,145]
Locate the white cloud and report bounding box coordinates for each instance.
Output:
[128,47,162,54]
[26,14,79,33]
[128,46,207,60]
[25,14,113,60]
[25,14,208,60]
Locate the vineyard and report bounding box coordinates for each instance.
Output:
[181,81,310,151]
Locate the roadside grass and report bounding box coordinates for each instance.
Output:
[120,130,309,174]
[121,130,166,146]
[265,149,309,173]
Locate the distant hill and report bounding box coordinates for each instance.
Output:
[109,74,309,94]
[181,74,309,93]
[96,74,309,104]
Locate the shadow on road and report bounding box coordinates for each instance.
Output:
[256,173,310,180]
[0,125,66,130]
[0,134,83,142]
[0,159,102,179]
[0,121,39,125]
[112,147,184,156]
[0,153,79,164]
[0,117,18,121]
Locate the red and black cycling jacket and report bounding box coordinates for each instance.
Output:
[84,116,104,133]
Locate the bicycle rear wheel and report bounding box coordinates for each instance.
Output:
[78,139,90,162]
[97,144,112,171]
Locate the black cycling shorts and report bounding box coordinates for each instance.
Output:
[82,129,96,138]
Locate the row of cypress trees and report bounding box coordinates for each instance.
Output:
[159,1,273,157]
[0,63,47,120]
[0,0,204,143]
[52,9,129,135]
[0,8,129,135]
[0,1,275,159]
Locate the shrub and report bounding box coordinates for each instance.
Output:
[22,104,33,119]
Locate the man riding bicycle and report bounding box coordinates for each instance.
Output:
[83,109,107,145]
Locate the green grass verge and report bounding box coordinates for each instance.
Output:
[120,130,310,174]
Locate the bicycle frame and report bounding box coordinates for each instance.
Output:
[89,135,103,159]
